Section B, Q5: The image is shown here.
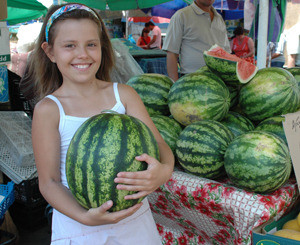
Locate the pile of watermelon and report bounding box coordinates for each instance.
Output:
[125,48,300,194]
[66,51,300,212]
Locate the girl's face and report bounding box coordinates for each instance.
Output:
[45,18,102,85]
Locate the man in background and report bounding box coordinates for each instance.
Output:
[286,22,300,68]
[163,0,231,81]
[144,21,162,49]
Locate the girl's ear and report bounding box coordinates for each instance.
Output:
[41,42,55,63]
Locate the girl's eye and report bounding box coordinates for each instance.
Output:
[65,44,75,48]
[88,43,97,47]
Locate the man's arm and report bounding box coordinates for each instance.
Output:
[166,51,179,82]
[147,35,157,48]
[287,54,297,68]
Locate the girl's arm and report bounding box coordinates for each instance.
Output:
[115,84,175,200]
[32,98,143,226]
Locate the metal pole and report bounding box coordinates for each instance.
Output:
[256,0,269,69]
[125,10,129,39]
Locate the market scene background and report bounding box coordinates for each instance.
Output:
[0,0,300,244]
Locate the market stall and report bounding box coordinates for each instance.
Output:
[117,38,168,75]
[148,170,299,244]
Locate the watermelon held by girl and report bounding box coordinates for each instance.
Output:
[65,111,160,212]
[203,44,258,85]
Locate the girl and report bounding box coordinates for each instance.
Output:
[137,28,151,49]
[31,3,174,244]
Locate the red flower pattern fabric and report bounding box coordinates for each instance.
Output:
[148,170,299,245]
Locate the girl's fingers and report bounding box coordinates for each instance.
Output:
[124,191,149,200]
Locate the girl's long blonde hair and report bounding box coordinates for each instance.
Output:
[28,3,115,100]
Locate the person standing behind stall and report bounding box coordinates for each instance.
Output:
[286,22,300,68]
[144,21,162,49]
[137,28,151,49]
[231,26,255,64]
[162,0,231,81]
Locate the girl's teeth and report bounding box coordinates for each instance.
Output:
[75,65,89,69]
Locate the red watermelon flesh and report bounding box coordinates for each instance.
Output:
[205,45,258,84]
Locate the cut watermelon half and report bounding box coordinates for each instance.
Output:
[203,44,258,85]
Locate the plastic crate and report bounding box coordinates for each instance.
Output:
[0,111,34,167]
[0,182,14,221]
[3,175,46,207]
[13,177,46,207]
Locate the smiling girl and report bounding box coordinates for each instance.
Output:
[30,4,174,244]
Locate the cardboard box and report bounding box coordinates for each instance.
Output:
[0,0,7,20]
[283,111,300,193]
[0,65,9,103]
[253,207,300,245]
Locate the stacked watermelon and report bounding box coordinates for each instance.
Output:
[168,71,231,126]
[203,44,258,85]
[176,120,234,179]
[224,131,292,193]
[66,112,160,212]
[239,68,300,122]
[127,73,174,116]
[150,115,182,153]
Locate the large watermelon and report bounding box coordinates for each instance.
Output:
[227,85,240,109]
[168,71,230,126]
[150,115,182,153]
[224,131,292,193]
[176,120,234,179]
[239,68,300,122]
[66,112,160,212]
[127,73,174,116]
[221,111,255,138]
[287,67,300,92]
[255,116,287,145]
[203,44,258,85]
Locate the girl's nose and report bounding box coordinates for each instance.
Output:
[77,46,89,58]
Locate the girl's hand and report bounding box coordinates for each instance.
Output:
[85,200,143,226]
[114,153,171,200]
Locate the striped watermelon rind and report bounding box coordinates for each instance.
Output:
[168,71,230,126]
[221,111,255,138]
[239,67,300,122]
[150,115,182,153]
[224,131,292,193]
[255,116,287,145]
[203,44,258,85]
[203,54,238,83]
[66,112,160,212]
[176,120,234,179]
[127,73,174,116]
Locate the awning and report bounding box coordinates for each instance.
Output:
[5,0,48,25]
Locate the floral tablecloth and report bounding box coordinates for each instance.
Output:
[148,170,299,245]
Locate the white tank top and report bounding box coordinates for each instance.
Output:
[45,83,126,188]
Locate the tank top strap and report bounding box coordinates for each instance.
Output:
[113,82,121,104]
[45,95,66,131]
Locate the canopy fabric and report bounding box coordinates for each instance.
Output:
[5,0,48,25]
[141,0,188,19]
[64,0,173,11]
[249,0,286,42]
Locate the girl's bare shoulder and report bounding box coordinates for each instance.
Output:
[117,83,139,98]
[33,96,60,120]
